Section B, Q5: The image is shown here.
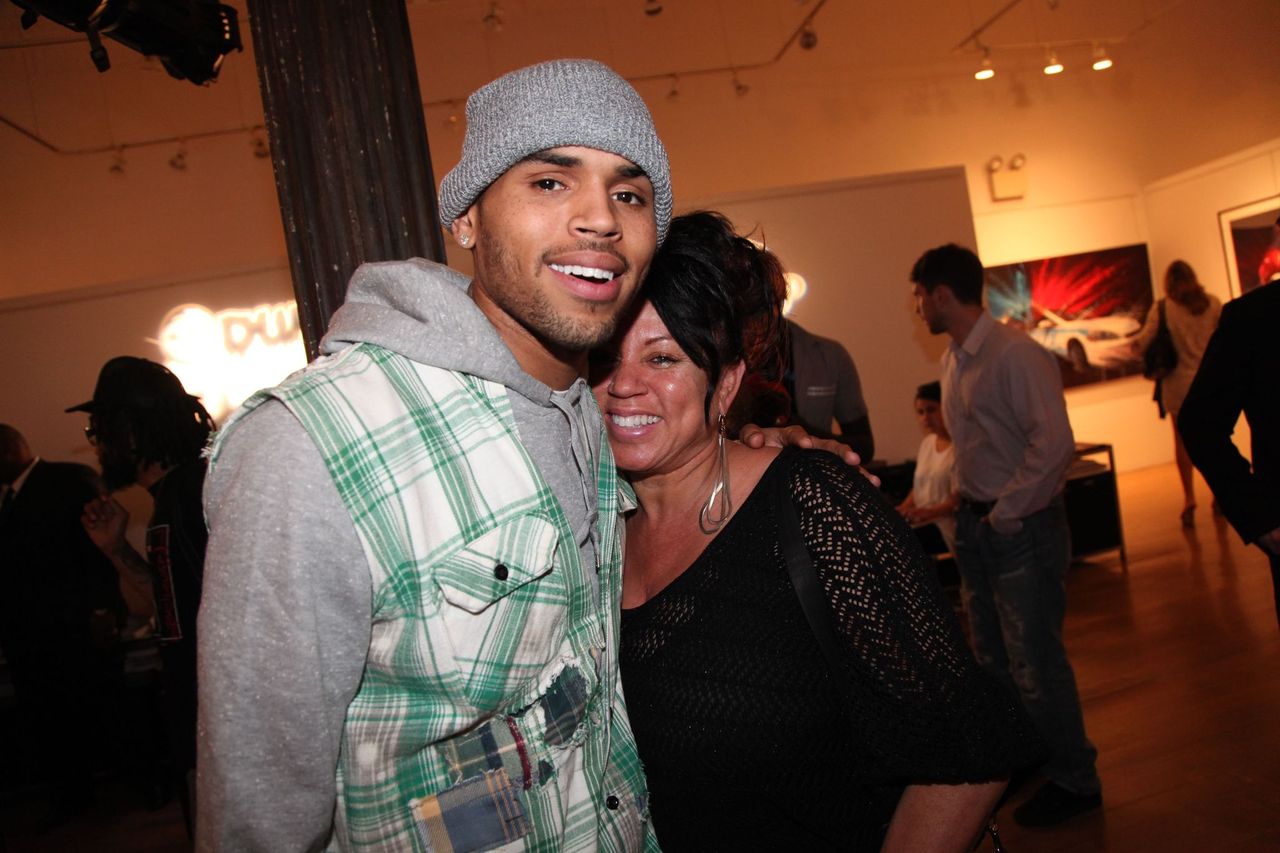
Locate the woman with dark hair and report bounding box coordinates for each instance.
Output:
[896,380,958,554]
[1134,260,1222,527]
[591,212,1044,851]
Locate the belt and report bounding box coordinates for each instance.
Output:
[957,496,997,516]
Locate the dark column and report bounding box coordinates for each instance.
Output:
[248,0,445,359]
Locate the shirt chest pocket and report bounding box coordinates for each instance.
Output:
[432,515,569,705]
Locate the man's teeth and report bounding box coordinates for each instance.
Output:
[611,414,660,428]
[550,263,615,282]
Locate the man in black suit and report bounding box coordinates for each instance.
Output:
[1178,280,1280,625]
[0,423,123,824]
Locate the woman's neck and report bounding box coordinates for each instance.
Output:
[628,440,722,524]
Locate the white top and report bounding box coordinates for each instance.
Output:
[913,434,956,552]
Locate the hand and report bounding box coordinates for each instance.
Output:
[739,424,876,482]
[1258,526,1280,556]
[82,495,130,558]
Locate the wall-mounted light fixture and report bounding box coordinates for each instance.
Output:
[987,153,1027,202]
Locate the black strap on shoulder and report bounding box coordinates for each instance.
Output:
[774,461,845,675]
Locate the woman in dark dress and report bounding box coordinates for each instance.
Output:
[590,212,1044,851]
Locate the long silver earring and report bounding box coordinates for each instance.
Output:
[700,414,732,533]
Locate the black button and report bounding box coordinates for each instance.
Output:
[493,563,509,581]
[605,795,620,811]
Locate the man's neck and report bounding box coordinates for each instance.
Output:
[946,305,985,347]
[137,461,175,490]
[469,281,588,390]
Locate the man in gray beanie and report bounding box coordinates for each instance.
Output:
[197,59,669,851]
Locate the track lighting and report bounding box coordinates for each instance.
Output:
[974,49,994,81]
[482,2,503,32]
[799,25,817,50]
[666,75,679,100]
[732,72,749,97]
[250,129,269,158]
[1043,49,1063,75]
[108,147,125,175]
[1091,45,1113,71]
[643,0,662,16]
[169,142,188,171]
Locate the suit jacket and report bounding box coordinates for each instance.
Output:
[1177,282,1280,545]
[0,459,121,668]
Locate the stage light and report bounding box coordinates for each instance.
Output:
[1091,45,1113,71]
[10,0,242,85]
[1043,49,1064,75]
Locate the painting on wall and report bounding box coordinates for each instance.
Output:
[1219,195,1280,297]
[985,244,1154,389]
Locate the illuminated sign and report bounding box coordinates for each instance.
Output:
[156,301,306,420]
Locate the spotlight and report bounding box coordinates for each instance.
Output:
[732,72,749,97]
[250,130,269,159]
[643,0,662,16]
[108,147,126,175]
[974,50,994,81]
[666,75,680,100]
[482,2,503,32]
[1043,49,1063,75]
[10,0,243,85]
[1091,45,1113,71]
[799,26,818,50]
[169,143,188,171]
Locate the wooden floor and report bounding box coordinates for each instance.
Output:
[2,461,1277,852]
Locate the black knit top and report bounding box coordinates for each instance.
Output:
[620,448,1044,851]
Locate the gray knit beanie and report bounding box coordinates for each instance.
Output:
[438,59,672,244]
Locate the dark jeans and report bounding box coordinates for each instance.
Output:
[954,498,1101,796]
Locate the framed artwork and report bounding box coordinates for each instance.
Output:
[985,244,1154,389]
[1218,195,1280,296]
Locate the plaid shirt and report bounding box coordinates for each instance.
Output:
[213,343,654,852]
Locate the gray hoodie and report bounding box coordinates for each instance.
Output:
[196,259,607,851]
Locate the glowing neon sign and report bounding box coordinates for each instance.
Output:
[156,301,306,420]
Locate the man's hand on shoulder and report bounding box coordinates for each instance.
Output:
[738,422,879,486]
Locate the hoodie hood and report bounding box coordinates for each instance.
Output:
[320,258,553,406]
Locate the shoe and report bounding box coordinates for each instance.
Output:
[1180,504,1196,528]
[1013,781,1102,827]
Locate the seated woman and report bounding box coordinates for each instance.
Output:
[896,381,958,554]
[591,212,1043,852]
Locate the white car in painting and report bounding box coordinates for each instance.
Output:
[1027,307,1142,372]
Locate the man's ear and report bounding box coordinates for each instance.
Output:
[450,208,477,250]
[716,361,748,416]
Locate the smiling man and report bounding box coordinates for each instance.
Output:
[197,60,670,851]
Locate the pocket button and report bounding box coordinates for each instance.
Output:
[493,563,509,581]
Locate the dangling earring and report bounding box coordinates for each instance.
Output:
[700,414,732,533]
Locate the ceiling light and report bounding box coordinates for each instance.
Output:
[643,0,662,15]
[169,143,188,171]
[482,2,503,32]
[109,147,126,175]
[1043,49,1063,75]
[1091,45,1113,71]
[666,75,680,100]
[732,72,749,97]
[799,25,817,50]
[250,129,269,159]
[974,50,994,80]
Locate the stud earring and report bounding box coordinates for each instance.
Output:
[459,234,471,247]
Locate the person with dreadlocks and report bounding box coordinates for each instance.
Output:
[70,356,214,838]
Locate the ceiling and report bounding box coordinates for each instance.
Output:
[0,0,1182,157]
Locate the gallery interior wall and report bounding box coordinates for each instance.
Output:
[2,0,1278,477]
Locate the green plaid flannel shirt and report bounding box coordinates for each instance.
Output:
[213,343,655,852]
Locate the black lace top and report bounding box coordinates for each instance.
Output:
[620,448,1044,851]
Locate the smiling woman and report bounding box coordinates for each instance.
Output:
[593,211,1046,852]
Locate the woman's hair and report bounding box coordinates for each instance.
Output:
[915,381,942,404]
[641,211,788,422]
[1164,260,1210,315]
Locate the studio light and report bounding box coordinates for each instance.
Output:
[974,50,994,81]
[1091,45,1113,71]
[1043,49,1064,75]
[11,0,242,85]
